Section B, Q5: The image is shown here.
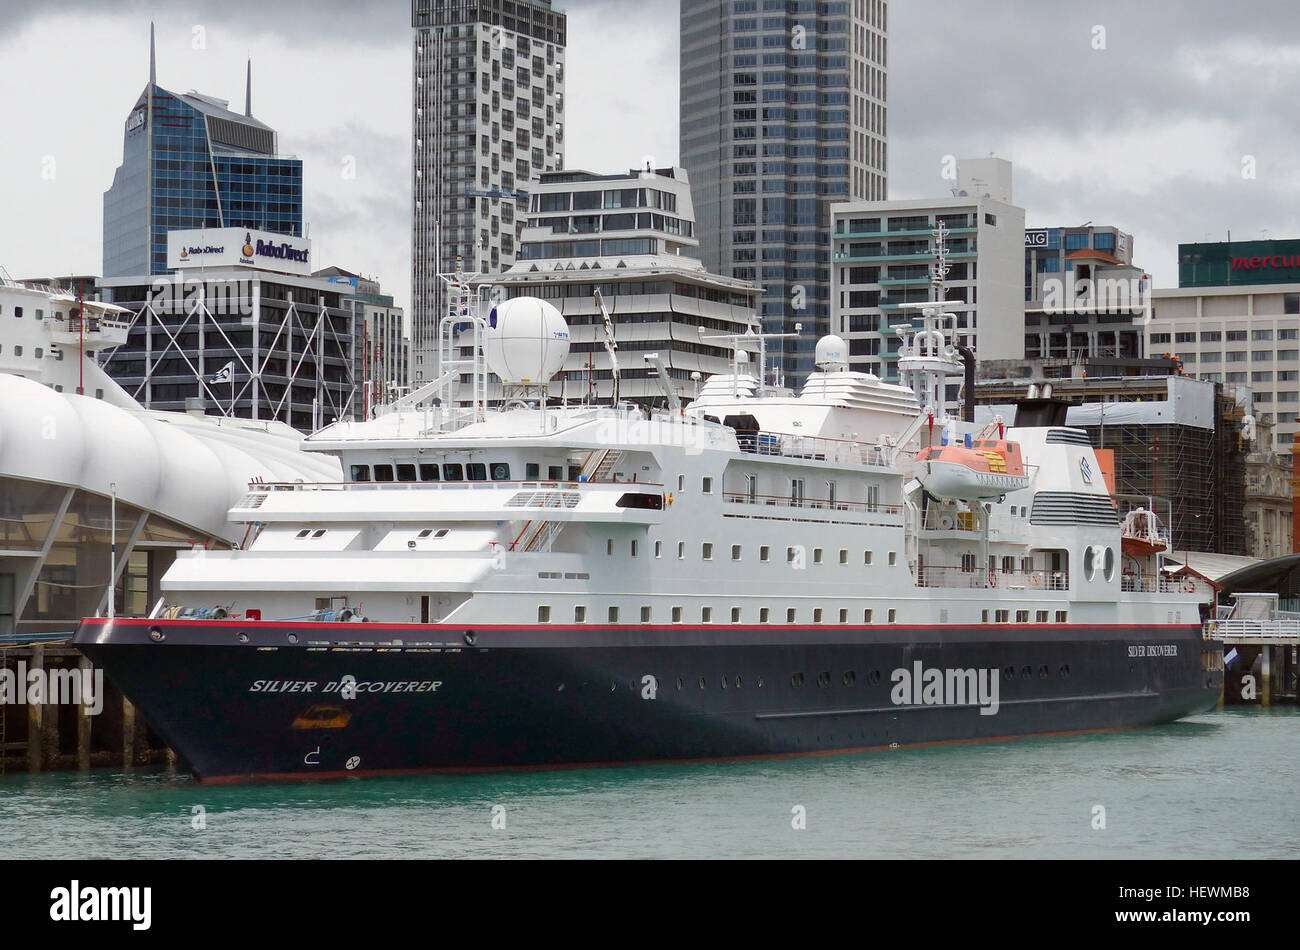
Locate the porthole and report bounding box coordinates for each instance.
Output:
[699,676,707,689]
[1103,546,1116,582]
[720,676,728,689]
[757,676,764,688]
[842,670,856,686]
[735,676,743,688]
[676,677,684,691]
[236,632,249,643]
[1021,665,1032,680]
[149,626,165,642]
[1083,545,1097,582]
[1038,665,1049,679]
[817,671,831,688]
[1059,664,1070,678]
[1003,665,1015,681]
[464,630,476,645]
[791,672,806,687]
[868,670,881,685]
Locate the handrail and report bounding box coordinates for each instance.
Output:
[917,564,1069,591]
[245,478,663,494]
[737,429,916,468]
[723,491,904,515]
[1208,619,1300,639]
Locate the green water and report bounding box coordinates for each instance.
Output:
[0,707,1296,859]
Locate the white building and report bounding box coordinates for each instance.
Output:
[475,167,759,405]
[0,276,339,637]
[411,0,567,388]
[1148,283,1300,452]
[831,158,1026,384]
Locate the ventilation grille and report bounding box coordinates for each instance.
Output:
[208,116,275,155]
[1030,492,1118,526]
[1044,428,1092,446]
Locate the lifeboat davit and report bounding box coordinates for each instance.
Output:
[913,438,1030,500]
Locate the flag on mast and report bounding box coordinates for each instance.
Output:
[210,361,234,384]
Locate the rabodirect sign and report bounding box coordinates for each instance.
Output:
[166,228,312,276]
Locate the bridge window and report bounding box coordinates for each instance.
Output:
[419,464,440,481]
[467,463,487,480]
[373,464,394,482]
[350,465,371,482]
[397,464,417,482]
[491,462,511,480]
[443,463,463,481]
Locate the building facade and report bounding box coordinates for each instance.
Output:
[103,28,302,280]
[411,0,567,388]
[102,228,358,433]
[1244,428,1294,559]
[477,167,759,405]
[1149,245,1300,453]
[830,160,1024,383]
[315,267,411,416]
[1023,224,1149,365]
[680,0,887,388]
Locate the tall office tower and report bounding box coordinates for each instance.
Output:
[103,25,303,280]
[411,0,568,387]
[681,0,887,388]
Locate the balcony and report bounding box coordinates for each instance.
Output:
[918,564,1069,591]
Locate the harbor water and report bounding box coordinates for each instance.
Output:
[1,706,1295,859]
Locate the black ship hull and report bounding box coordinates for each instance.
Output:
[73,618,1223,783]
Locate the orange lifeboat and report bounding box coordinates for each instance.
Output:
[1121,508,1167,557]
[913,438,1029,500]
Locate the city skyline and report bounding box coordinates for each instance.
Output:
[4,0,1300,321]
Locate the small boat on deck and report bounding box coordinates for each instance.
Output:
[1121,507,1168,557]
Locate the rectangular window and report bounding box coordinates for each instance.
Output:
[1055,610,1068,623]
[630,540,638,557]
[812,608,823,623]
[732,544,742,560]
[701,606,713,623]
[702,476,713,493]
[864,550,873,565]
[887,608,897,623]
[760,545,770,562]
[574,606,587,623]
[702,542,714,560]
[786,608,797,623]
[731,607,741,623]
[607,539,614,555]
[538,605,551,622]
[789,478,805,507]
[888,551,897,566]
[1015,610,1030,623]
[350,465,371,482]
[1036,610,1049,623]
[760,607,770,623]
[654,540,662,558]
[995,609,1009,623]
[640,606,651,622]
[678,541,686,559]
[609,606,619,623]
[813,548,823,564]
[838,608,848,623]
[672,606,683,623]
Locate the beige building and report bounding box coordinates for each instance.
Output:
[1148,283,1300,452]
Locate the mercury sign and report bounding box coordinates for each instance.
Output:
[166,228,313,276]
[1025,229,1049,247]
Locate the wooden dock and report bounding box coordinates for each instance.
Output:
[0,642,172,774]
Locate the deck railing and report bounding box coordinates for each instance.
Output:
[736,429,915,468]
[917,564,1068,591]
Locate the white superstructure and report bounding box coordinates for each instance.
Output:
[151,272,1210,632]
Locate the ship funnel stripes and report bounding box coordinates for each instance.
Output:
[1029,492,1120,526]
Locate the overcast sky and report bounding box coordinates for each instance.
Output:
[3,0,1299,318]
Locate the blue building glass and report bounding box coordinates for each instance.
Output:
[104,78,302,279]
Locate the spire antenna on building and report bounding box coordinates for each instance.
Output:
[149,21,156,85]
[245,57,252,116]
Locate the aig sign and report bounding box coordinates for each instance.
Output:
[1025,229,1049,248]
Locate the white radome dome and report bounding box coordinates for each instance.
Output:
[484,297,570,385]
[815,334,849,371]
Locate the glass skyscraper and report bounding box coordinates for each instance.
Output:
[103,36,303,279]
[681,0,888,387]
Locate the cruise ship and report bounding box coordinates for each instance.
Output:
[74,267,1224,783]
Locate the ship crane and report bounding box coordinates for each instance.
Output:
[593,288,620,405]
